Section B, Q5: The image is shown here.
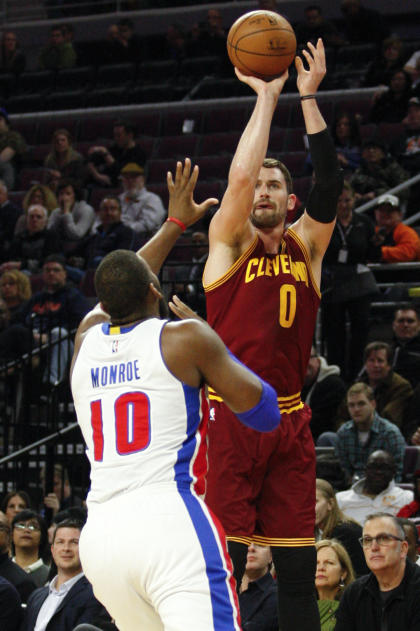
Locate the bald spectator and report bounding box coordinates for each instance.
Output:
[338,341,413,430]
[336,451,413,525]
[372,194,420,263]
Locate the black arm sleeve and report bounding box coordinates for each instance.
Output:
[305,128,344,223]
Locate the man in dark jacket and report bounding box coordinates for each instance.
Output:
[84,196,134,269]
[20,518,110,631]
[391,304,420,389]
[21,254,89,384]
[335,512,420,630]
[0,575,22,631]
[302,346,346,441]
[239,542,278,631]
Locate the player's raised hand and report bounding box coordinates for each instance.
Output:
[295,38,326,96]
[167,158,219,228]
[169,294,205,323]
[235,66,289,98]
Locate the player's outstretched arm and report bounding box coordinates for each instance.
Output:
[138,158,218,274]
[207,70,289,252]
[162,319,280,432]
[292,39,343,280]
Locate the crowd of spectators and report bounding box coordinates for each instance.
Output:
[0,1,419,629]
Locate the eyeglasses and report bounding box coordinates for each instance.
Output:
[14,522,40,531]
[359,533,404,548]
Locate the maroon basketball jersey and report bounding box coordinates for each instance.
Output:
[205,229,320,413]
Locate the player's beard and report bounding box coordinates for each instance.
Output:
[250,202,284,229]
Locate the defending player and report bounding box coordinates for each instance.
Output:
[200,39,343,631]
[70,172,281,631]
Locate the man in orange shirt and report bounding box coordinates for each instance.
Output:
[373,194,420,262]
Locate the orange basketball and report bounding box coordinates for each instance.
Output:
[227,10,296,81]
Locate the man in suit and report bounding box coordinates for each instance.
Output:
[21,518,109,631]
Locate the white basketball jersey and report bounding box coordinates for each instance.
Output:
[71,318,209,505]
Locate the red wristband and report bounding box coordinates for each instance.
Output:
[166,217,186,232]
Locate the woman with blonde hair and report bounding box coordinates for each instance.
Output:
[316,478,368,576]
[0,269,31,322]
[315,539,355,630]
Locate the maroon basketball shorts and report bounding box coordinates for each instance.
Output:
[205,402,315,547]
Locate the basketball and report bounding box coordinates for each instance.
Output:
[227,10,296,81]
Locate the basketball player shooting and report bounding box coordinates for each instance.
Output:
[200,38,343,631]
[69,163,281,631]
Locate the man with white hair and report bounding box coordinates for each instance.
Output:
[1,204,60,274]
[335,512,420,629]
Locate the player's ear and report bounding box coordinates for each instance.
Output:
[287,193,297,210]
[149,282,163,301]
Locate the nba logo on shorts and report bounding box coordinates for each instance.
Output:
[209,407,215,422]
[112,340,119,353]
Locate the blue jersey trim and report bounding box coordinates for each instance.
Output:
[174,384,238,630]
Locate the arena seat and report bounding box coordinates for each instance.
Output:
[16,70,56,95]
[96,63,137,88]
[137,60,178,85]
[154,134,200,159]
[0,72,16,100]
[160,110,204,136]
[284,127,306,152]
[201,106,248,134]
[193,155,231,180]
[55,66,96,92]
[44,90,87,112]
[269,127,288,153]
[198,132,240,156]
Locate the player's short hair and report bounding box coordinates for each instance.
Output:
[363,341,393,364]
[95,250,151,321]
[262,158,293,195]
[346,382,375,401]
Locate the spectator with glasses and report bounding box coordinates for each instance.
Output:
[0,511,36,603]
[335,512,420,630]
[11,510,49,587]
